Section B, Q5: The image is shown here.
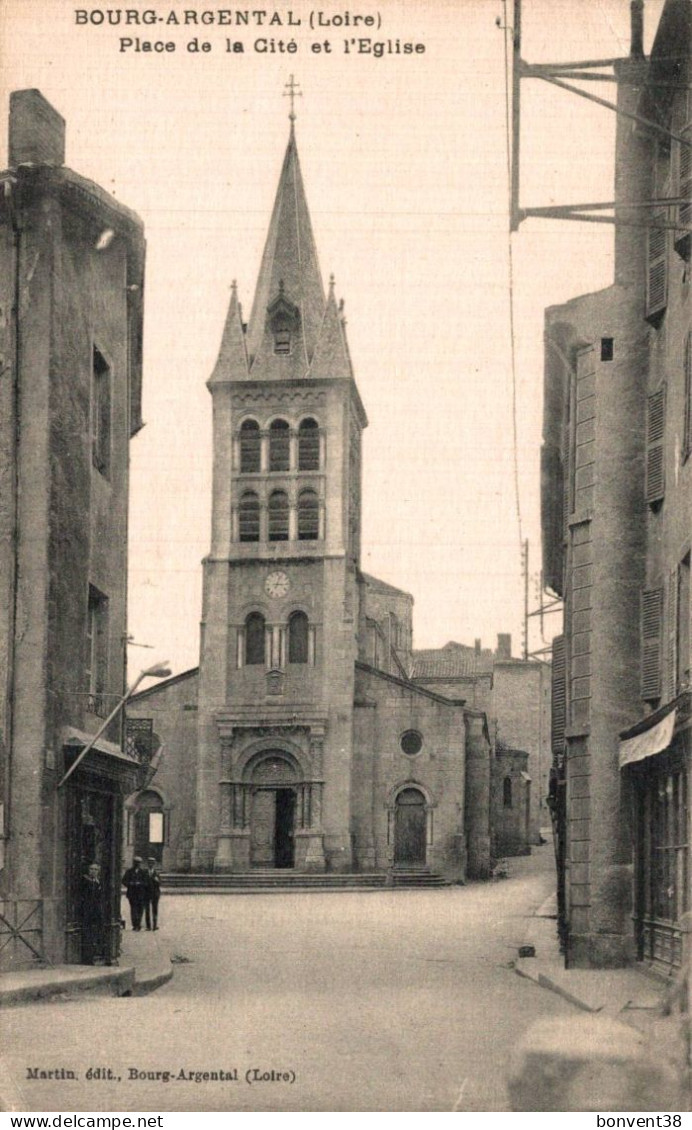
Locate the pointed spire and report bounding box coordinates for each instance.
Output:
[208,279,248,386]
[246,123,325,377]
[307,280,353,383]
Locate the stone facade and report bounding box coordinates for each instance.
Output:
[0,91,145,967]
[542,0,691,969]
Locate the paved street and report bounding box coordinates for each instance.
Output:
[2,846,575,1112]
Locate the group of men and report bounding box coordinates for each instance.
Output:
[121,856,162,931]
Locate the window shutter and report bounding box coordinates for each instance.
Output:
[667,567,678,701]
[646,387,666,505]
[551,634,566,754]
[675,125,691,256]
[641,587,663,700]
[646,212,668,320]
[684,334,692,462]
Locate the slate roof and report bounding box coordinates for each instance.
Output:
[411,642,494,679]
[361,573,413,600]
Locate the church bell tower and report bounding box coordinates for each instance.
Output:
[192,98,368,874]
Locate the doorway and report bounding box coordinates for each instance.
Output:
[250,788,296,868]
[394,788,427,866]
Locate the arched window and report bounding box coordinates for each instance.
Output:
[269,419,290,472]
[238,491,260,542]
[297,489,319,541]
[503,777,513,809]
[288,611,309,664]
[268,490,289,541]
[245,612,266,665]
[298,418,320,470]
[239,419,261,473]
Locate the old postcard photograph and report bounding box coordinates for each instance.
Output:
[0,0,689,1116]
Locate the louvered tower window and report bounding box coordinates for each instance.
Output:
[238,491,260,542]
[269,419,290,471]
[641,587,663,702]
[646,213,668,322]
[298,418,320,470]
[646,387,666,506]
[297,489,319,540]
[268,490,289,541]
[675,118,691,258]
[239,420,261,473]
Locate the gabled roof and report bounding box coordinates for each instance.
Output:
[412,643,494,680]
[361,572,413,600]
[245,124,325,377]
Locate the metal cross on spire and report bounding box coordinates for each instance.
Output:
[284,75,302,122]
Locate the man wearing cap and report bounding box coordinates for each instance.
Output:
[122,856,148,931]
[144,857,161,931]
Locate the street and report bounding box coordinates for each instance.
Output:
[2,847,575,1112]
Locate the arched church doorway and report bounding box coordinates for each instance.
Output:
[394,788,427,866]
[249,753,297,869]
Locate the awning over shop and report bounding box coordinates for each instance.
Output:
[619,710,676,769]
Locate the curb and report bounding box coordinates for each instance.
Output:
[0,965,135,1007]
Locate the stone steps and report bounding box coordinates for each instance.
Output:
[161,870,449,892]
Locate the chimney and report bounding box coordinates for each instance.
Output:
[474,639,481,656]
[496,633,512,660]
[630,0,644,58]
[9,90,65,168]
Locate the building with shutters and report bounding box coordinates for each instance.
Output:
[541,0,691,970]
[126,118,496,885]
[0,91,145,967]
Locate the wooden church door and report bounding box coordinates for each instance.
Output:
[250,790,275,866]
[394,788,427,866]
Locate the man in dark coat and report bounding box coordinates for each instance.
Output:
[144,857,161,931]
[122,856,148,930]
[81,862,104,964]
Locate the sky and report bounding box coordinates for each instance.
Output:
[0,0,665,681]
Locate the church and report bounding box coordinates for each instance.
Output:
[126,115,502,884]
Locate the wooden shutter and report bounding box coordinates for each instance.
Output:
[667,567,678,701]
[641,587,663,701]
[684,334,692,462]
[676,124,691,255]
[551,634,566,754]
[646,387,666,505]
[646,211,668,320]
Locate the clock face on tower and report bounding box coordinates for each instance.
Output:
[265,570,290,599]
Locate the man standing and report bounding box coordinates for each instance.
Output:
[145,857,161,931]
[80,862,104,964]
[121,856,148,931]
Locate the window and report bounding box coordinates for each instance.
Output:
[91,347,111,477]
[646,387,666,506]
[85,585,109,716]
[676,553,690,694]
[646,212,668,322]
[600,338,613,362]
[675,117,691,258]
[269,419,290,472]
[400,730,423,756]
[297,489,319,541]
[503,777,513,809]
[238,491,260,542]
[683,335,692,464]
[274,329,291,355]
[288,611,309,664]
[149,812,164,844]
[298,418,320,470]
[641,587,663,702]
[245,612,266,666]
[239,420,261,473]
[268,490,289,541]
